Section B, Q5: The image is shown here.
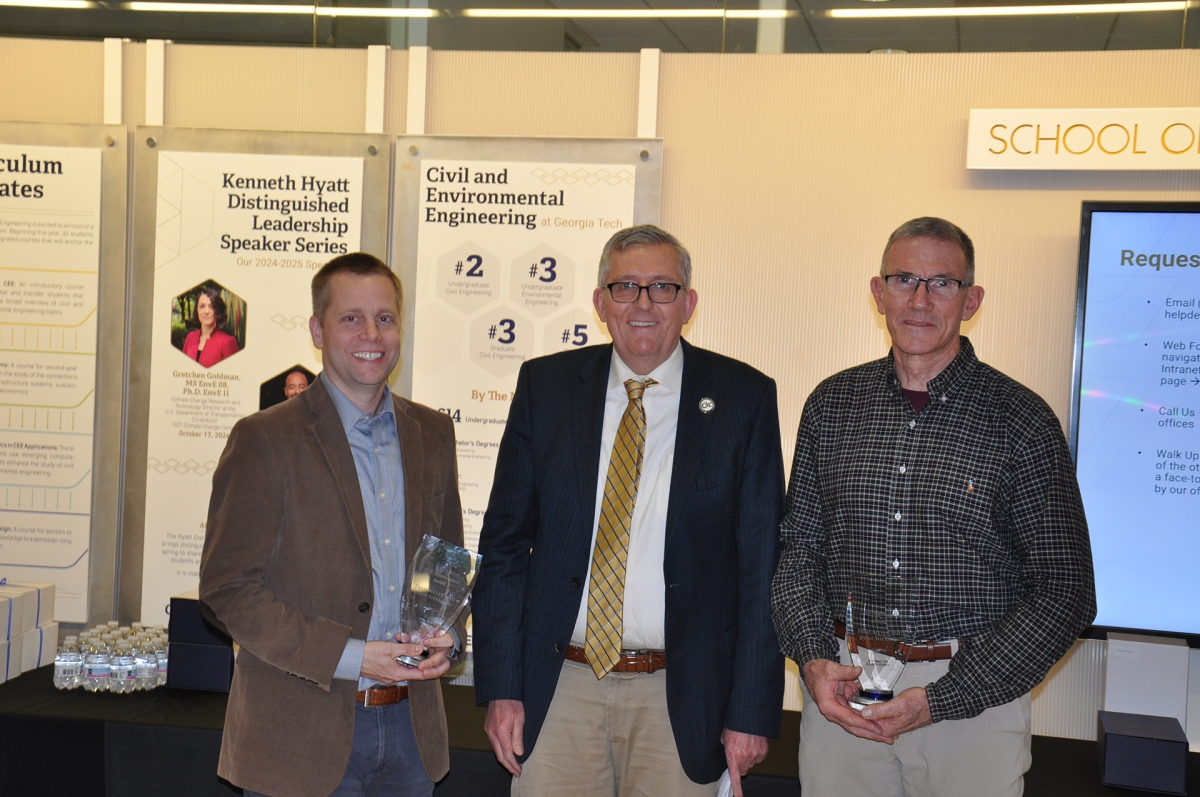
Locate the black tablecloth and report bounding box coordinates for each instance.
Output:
[2,665,1196,796]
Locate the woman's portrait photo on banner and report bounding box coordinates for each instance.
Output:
[170,280,248,369]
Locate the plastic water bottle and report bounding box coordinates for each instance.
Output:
[53,640,83,690]
[82,641,111,693]
[155,644,169,687]
[134,642,158,691]
[109,641,136,694]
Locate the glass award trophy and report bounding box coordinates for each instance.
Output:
[395,534,483,667]
[845,594,907,711]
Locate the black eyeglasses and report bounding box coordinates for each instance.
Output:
[883,274,971,300]
[605,281,684,304]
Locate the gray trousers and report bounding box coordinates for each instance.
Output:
[797,640,1032,797]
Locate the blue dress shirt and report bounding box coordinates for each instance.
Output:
[322,373,408,691]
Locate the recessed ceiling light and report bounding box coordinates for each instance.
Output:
[0,0,91,7]
[870,47,909,53]
[119,1,437,13]
[460,8,794,17]
[825,1,1187,17]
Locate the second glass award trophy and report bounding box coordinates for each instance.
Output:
[845,594,907,711]
[395,534,483,667]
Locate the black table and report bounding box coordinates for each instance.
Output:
[2,666,1196,796]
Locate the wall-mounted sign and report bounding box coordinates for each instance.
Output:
[967,108,1200,170]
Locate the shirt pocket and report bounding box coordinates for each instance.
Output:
[933,472,992,537]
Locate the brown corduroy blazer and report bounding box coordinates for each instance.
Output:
[198,378,464,797]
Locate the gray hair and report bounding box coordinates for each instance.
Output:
[597,224,692,289]
[880,217,975,285]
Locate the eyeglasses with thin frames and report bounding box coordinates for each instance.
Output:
[605,281,684,304]
[883,274,970,301]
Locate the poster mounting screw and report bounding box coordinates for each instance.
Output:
[639,150,650,161]
[104,135,115,147]
[409,145,419,157]
[367,145,378,156]
[146,137,157,148]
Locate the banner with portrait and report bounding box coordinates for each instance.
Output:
[138,148,369,625]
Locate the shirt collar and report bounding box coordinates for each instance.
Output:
[607,340,685,394]
[320,371,394,433]
[884,336,978,402]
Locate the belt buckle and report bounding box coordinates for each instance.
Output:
[363,686,390,707]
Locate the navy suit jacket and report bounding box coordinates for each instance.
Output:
[473,339,785,784]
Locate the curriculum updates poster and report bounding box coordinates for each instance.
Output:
[409,159,636,554]
[140,150,363,625]
[0,144,102,622]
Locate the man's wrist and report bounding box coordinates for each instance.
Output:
[795,638,836,673]
[923,676,965,723]
[335,637,366,681]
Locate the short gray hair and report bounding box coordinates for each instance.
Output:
[881,217,975,285]
[597,224,692,289]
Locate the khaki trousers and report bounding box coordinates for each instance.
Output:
[797,640,1032,797]
[512,659,719,797]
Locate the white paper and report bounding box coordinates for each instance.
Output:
[716,769,733,797]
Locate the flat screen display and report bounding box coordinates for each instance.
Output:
[1072,202,1200,638]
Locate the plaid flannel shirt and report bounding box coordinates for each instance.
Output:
[771,338,1096,722]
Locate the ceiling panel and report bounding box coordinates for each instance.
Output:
[0,0,1197,54]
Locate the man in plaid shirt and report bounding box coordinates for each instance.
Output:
[771,217,1096,797]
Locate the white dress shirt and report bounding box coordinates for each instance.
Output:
[570,342,683,651]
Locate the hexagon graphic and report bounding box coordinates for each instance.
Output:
[469,306,534,379]
[260,364,316,410]
[509,245,575,318]
[171,279,247,368]
[436,242,499,315]
[542,308,606,355]
[412,301,465,377]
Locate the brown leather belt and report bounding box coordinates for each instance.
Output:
[834,621,954,663]
[566,645,667,674]
[357,684,409,707]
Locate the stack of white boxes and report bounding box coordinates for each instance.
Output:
[0,581,58,683]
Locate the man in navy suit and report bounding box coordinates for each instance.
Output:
[473,225,785,796]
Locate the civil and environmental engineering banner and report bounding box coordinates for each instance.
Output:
[410,159,637,557]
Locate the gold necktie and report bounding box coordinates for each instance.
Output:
[584,377,657,679]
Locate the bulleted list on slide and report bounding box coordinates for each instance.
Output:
[1076,210,1200,633]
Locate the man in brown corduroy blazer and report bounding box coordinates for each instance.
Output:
[199,253,464,797]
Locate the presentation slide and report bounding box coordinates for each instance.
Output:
[1076,207,1200,635]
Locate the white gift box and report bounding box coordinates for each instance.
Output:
[6,581,55,627]
[0,586,35,636]
[21,623,59,672]
[0,596,12,640]
[2,632,24,681]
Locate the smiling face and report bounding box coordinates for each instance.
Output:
[592,243,698,376]
[196,293,216,329]
[869,235,985,369]
[284,371,309,398]
[309,273,401,413]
